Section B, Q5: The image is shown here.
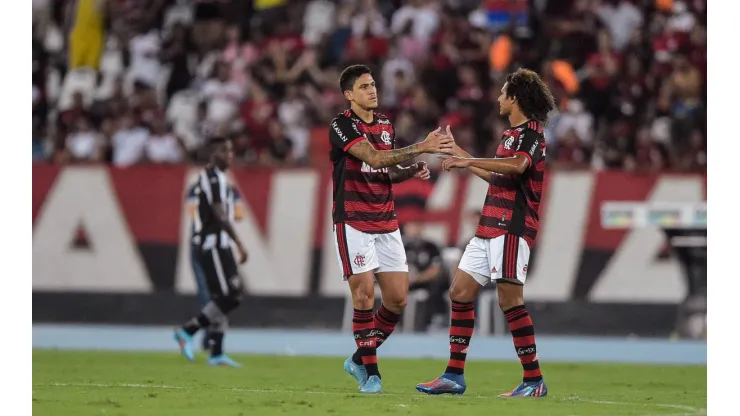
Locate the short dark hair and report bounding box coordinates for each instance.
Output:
[209,136,230,151]
[339,64,372,93]
[505,69,556,123]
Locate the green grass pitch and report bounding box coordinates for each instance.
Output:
[32,350,706,415]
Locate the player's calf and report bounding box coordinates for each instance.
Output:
[417,270,481,395]
[352,308,379,377]
[443,270,481,377]
[177,293,243,362]
[497,282,544,395]
[348,273,382,383]
[350,303,401,367]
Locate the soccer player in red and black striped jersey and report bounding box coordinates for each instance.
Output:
[416,69,556,398]
[330,65,454,394]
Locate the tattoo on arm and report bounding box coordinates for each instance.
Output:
[347,140,424,169]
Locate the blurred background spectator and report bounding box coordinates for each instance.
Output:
[32,0,706,172]
[403,220,450,332]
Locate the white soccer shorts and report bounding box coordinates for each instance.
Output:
[333,223,409,279]
[458,234,531,286]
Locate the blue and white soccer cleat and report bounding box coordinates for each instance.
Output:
[344,357,368,390]
[359,375,382,394]
[498,379,548,398]
[173,328,195,361]
[416,374,467,395]
[206,354,242,367]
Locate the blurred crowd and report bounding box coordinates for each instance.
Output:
[32,0,706,172]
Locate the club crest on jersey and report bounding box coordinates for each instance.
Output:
[503,136,515,150]
[380,130,392,145]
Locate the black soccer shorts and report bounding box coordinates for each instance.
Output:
[197,247,244,299]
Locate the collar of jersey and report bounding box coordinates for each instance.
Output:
[349,108,378,125]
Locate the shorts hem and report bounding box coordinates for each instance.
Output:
[375,267,409,274]
[492,276,525,285]
[341,266,379,281]
[458,266,490,287]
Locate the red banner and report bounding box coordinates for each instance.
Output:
[32,165,706,303]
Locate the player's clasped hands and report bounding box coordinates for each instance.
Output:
[421,127,455,155]
[412,161,431,180]
[441,156,472,171]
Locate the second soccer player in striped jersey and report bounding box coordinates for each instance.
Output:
[416,69,556,398]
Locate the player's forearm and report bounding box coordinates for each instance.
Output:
[417,264,441,283]
[468,157,527,175]
[219,219,245,250]
[371,143,425,169]
[453,145,493,182]
[389,165,416,183]
[214,205,245,249]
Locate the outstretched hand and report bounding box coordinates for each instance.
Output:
[411,161,431,180]
[421,127,454,155]
[442,156,472,171]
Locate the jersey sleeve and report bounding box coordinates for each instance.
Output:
[186,184,197,202]
[231,186,242,202]
[515,131,544,168]
[186,185,197,218]
[329,117,365,152]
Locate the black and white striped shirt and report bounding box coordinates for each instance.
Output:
[192,166,235,250]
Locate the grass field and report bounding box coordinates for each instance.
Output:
[32,350,706,416]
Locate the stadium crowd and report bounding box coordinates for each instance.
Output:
[32,0,706,172]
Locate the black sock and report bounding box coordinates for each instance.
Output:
[201,330,212,350]
[209,332,225,356]
[183,313,210,336]
[352,350,363,366]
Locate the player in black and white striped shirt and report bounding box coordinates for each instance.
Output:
[174,137,248,367]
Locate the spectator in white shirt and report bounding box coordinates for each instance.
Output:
[352,0,388,38]
[128,28,162,89]
[199,61,244,125]
[554,99,594,147]
[303,0,336,46]
[596,0,643,51]
[145,117,185,164]
[65,116,105,163]
[381,47,415,107]
[277,84,310,161]
[391,0,440,40]
[112,113,149,167]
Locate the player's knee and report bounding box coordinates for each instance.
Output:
[351,288,375,310]
[496,285,524,311]
[498,297,522,311]
[352,296,375,310]
[229,290,245,306]
[384,295,407,312]
[448,283,476,303]
[214,292,244,314]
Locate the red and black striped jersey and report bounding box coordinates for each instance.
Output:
[329,109,398,233]
[475,120,546,247]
